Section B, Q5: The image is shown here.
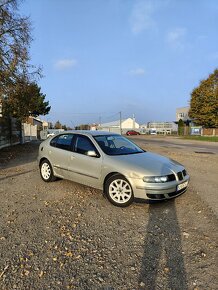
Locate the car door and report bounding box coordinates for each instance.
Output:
[48,134,74,178]
[68,134,103,189]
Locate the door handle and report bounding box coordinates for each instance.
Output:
[71,155,75,160]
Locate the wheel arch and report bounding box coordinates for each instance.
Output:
[104,172,134,207]
[103,172,126,193]
[39,157,49,167]
[39,157,57,182]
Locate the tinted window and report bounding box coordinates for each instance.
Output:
[54,134,74,151]
[50,136,59,147]
[94,135,144,156]
[75,135,98,156]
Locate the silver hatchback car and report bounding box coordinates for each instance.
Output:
[38,131,189,207]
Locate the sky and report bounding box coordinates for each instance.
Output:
[20,0,218,127]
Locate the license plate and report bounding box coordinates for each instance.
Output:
[177,181,188,191]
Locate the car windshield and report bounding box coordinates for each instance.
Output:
[94,135,144,156]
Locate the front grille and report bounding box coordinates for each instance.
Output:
[168,186,188,197]
[168,191,180,198]
[182,169,187,176]
[147,193,165,200]
[147,186,188,200]
[177,172,183,181]
[168,174,176,181]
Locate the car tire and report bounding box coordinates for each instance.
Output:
[40,159,56,182]
[105,174,134,207]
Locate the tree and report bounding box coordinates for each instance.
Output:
[178,119,185,135]
[48,122,53,129]
[62,124,67,130]
[3,79,51,121]
[0,0,37,93]
[189,69,218,128]
[75,124,90,130]
[0,0,43,118]
[54,120,62,129]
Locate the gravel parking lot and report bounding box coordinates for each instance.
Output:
[0,140,217,290]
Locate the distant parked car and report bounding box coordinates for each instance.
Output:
[47,133,55,138]
[47,129,64,138]
[126,130,140,136]
[149,128,157,135]
[38,131,189,207]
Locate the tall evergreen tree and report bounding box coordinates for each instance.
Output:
[54,120,62,129]
[3,78,50,120]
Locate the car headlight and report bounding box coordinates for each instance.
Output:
[143,176,168,183]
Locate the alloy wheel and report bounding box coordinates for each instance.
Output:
[41,162,51,180]
[108,178,132,204]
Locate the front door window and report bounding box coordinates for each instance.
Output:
[74,135,99,156]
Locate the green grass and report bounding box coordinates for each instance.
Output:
[181,136,218,142]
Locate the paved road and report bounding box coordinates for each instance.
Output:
[130,136,218,154]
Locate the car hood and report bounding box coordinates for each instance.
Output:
[106,151,184,178]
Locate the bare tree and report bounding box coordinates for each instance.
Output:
[0,0,40,97]
[0,0,48,120]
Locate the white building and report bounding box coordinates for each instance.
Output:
[100,117,139,134]
[147,121,178,135]
[176,106,191,124]
[42,120,49,130]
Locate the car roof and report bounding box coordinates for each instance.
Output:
[62,130,120,137]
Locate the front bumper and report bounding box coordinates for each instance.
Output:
[129,175,190,201]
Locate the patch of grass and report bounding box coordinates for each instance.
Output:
[181,136,218,142]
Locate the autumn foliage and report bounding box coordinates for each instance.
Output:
[0,0,50,120]
[189,69,218,128]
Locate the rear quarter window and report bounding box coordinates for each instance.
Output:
[50,134,74,151]
[50,136,59,147]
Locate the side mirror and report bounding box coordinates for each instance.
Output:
[87,150,98,157]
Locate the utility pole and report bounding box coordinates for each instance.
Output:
[99,115,101,129]
[119,111,122,135]
[133,113,135,129]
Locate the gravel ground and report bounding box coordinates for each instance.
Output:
[0,141,217,290]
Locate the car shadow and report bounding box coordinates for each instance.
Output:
[138,199,188,289]
[0,169,36,181]
[0,141,40,170]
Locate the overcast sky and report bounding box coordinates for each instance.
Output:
[20,0,218,126]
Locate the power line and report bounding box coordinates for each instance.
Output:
[101,112,120,122]
[70,112,101,115]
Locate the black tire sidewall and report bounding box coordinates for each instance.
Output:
[105,174,134,207]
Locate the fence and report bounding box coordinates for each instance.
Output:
[202,128,218,136]
[0,117,21,149]
[0,117,39,149]
[22,123,37,142]
[169,126,218,136]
